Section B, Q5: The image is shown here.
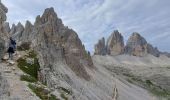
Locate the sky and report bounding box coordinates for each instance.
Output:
[2,0,170,53]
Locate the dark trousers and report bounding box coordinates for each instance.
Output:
[9,53,13,60]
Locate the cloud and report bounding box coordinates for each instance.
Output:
[2,0,170,53]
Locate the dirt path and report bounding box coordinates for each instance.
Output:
[0,53,40,100]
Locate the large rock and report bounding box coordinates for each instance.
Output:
[94,37,106,55]
[106,30,124,56]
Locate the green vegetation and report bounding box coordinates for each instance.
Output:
[60,93,68,100]
[124,74,170,99]
[28,84,59,100]
[17,50,40,79]
[17,42,31,51]
[20,75,37,82]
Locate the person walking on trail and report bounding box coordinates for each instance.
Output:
[7,37,16,60]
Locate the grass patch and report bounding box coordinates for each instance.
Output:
[49,94,60,100]
[17,51,40,79]
[28,84,58,100]
[17,42,31,51]
[60,93,68,100]
[125,74,170,99]
[20,75,37,83]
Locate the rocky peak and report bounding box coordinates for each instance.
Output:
[20,21,33,42]
[94,37,106,55]
[125,32,147,56]
[41,7,58,23]
[10,24,16,35]
[94,30,124,56]
[106,30,124,55]
[18,7,93,83]
[125,32,160,57]
[11,22,24,41]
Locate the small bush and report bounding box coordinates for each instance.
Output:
[28,84,48,100]
[17,51,40,79]
[28,84,58,100]
[146,80,153,87]
[17,42,31,51]
[49,94,60,100]
[60,93,68,100]
[20,75,37,82]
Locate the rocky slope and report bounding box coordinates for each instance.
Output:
[0,0,170,100]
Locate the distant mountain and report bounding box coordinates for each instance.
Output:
[94,31,161,57]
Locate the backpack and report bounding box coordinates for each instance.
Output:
[11,40,16,45]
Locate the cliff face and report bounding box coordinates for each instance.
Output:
[106,30,124,56]
[16,8,93,84]
[0,0,8,59]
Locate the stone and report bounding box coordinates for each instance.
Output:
[106,30,124,56]
[26,58,34,65]
[94,37,106,55]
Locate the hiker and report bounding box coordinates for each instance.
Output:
[7,37,16,60]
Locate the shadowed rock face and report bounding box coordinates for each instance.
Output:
[18,8,93,83]
[94,37,106,55]
[106,30,124,56]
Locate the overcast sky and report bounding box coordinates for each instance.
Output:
[2,0,170,53]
